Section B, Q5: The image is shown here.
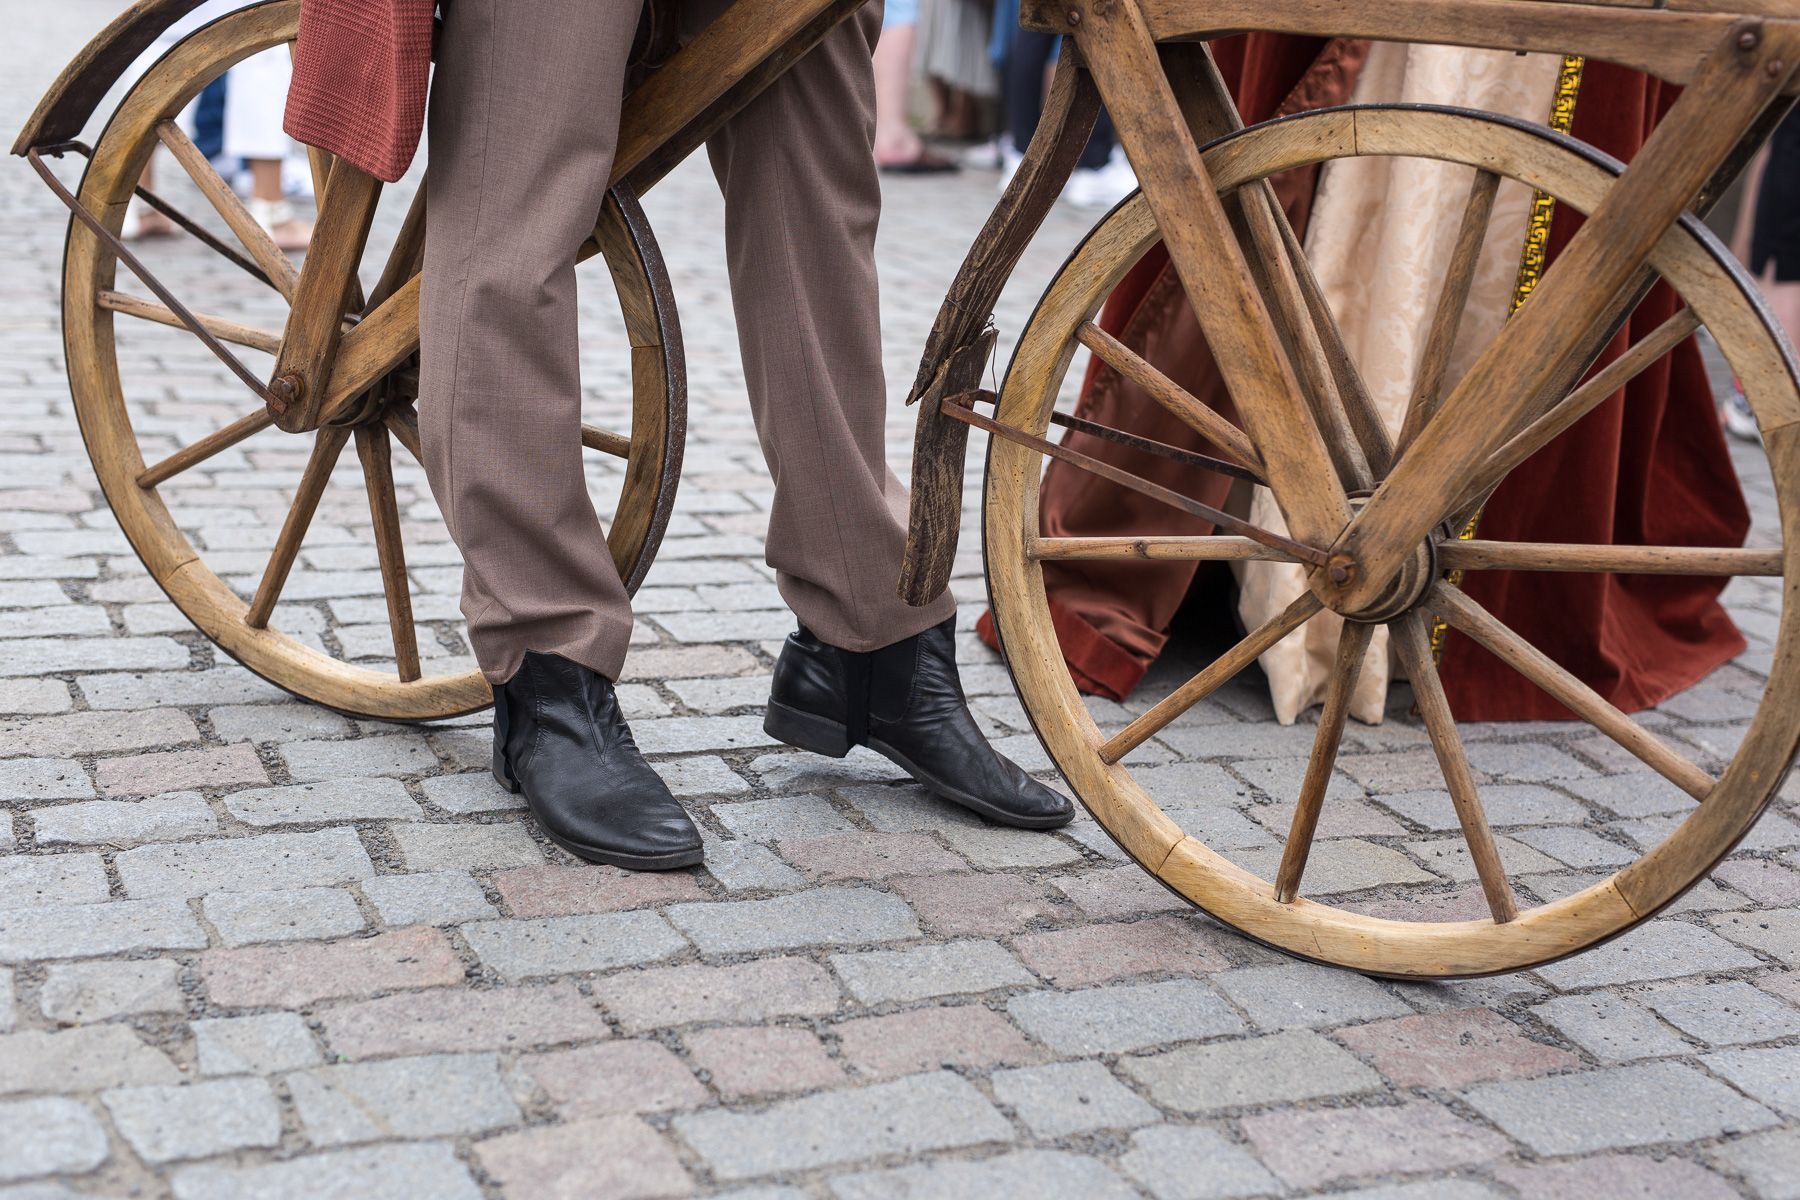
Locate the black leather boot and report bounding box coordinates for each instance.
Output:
[764,617,1074,829]
[493,651,703,870]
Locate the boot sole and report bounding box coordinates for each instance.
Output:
[492,764,704,872]
[764,701,1074,831]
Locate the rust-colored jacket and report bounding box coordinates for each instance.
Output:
[282,0,435,183]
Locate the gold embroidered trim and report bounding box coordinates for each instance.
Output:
[1429,53,1585,663]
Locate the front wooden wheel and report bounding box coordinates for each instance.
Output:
[986,105,1800,978]
[62,2,684,721]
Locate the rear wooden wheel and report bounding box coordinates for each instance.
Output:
[985,105,1800,977]
[63,2,684,721]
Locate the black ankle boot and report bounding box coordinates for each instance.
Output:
[764,617,1074,829]
[494,651,702,870]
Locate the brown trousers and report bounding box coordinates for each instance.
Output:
[419,0,956,684]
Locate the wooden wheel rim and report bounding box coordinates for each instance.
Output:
[986,104,1800,978]
[63,2,684,722]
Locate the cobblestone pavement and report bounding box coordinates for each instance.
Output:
[7,5,1800,1198]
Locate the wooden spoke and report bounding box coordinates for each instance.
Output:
[1430,582,1714,801]
[1029,535,1299,563]
[1391,612,1520,923]
[1235,186,1371,490]
[137,409,275,489]
[1396,169,1501,459]
[354,425,422,683]
[97,290,283,355]
[384,404,424,461]
[1100,592,1321,764]
[581,424,633,458]
[1274,620,1374,902]
[247,426,351,628]
[1075,322,1262,472]
[1439,539,1781,577]
[368,182,428,312]
[1453,307,1703,521]
[1272,200,1395,477]
[156,120,300,301]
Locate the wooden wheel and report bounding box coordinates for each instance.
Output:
[985,104,1800,978]
[62,2,684,721]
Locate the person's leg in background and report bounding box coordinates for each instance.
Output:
[684,0,1072,828]
[872,0,957,171]
[420,0,703,869]
[998,25,1133,206]
[222,39,314,249]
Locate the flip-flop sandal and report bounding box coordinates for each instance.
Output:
[879,153,960,175]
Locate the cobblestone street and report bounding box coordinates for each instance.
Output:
[6,4,1800,1198]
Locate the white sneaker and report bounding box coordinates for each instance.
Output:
[1722,383,1761,443]
[1061,148,1137,210]
[248,197,313,253]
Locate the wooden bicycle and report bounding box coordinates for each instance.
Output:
[17,0,1800,977]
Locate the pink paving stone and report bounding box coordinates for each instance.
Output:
[317,982,610,1058]
[521,1040,708,1117]
[1051,867,1190,920]
[594,957,841,1032]
[477,1116,692,1200]
[890,872,1066,936]
[683,1025,845,1099]
[1241,1100,1511,1188]
[832,1004,1046,1079]
[491,864,705,917]
[1012,917,1231,986]
[202,927,465,1008]
[776,832,965,881]
[1333,1009,1578,1089]
[97,743,267,795]
[1493,1153,1741,1200]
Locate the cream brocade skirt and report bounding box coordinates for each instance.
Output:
[1230,43,1564,725]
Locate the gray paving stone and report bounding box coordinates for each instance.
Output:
[1710,908,1800,964]
[830,940,1035,1004]
[657,755,751,798]
[667,887,919,953]
[1641,979,1800,1045]
[1378,784,1589,830]
[0,708,195,757]
[287,1053,521,1145]
[360,871,497,925]
[38,959,182,1024]
[115,828,376,899]
[990,1061,1158,1137]
[1008,980,1245,1055]
[461,911,687,980]
[1507,825,1640,868]
[0,1026,179,1093]
[0,1098,107,1183]
[1235,838,1436,894]
[1535,919,1762,987]
[223,778,422,826]
[208,703,355,744]
[0,898,207,963]
[0,759,93,802]
[675,1071,1012,1179]
[1123,1029,1381,1112]
[632,715,779,754]
[1116,1125,1282,1200]
[831,1149,1139,1200]
[1703,1046,1800,1117]
[388,821,544,871]
[700,836,806,892]
[1211,962,1412,1030]
[938,824,1084,869]
[102,1078,281,1163]
[0,855,108,910]
[1529,993,1691,1063]
[0,971,11,1033]
[203,887,366,947]
[170,1143,483,1200]
[1463,1060,1778,1153]
[31,792,216,846]
[1565,773,1694,818]
[420,772,526,814]
[713,794,857,841]
[1465,741,1596,782]
[193,1013,323,1076]
[1710,1128,1800,1200]
[280,734,439,781]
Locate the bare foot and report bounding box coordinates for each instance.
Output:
[249,198,314,253]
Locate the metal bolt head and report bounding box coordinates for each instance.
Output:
[1769,58,1788,79]
[266,373,304,416]
[1066,7,1081,24]
[1740,28,1761,50]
